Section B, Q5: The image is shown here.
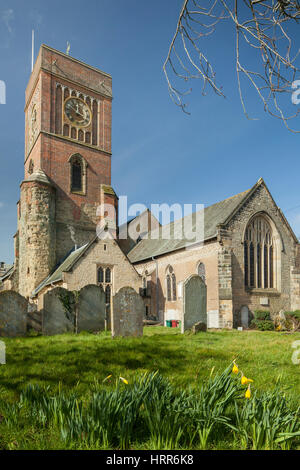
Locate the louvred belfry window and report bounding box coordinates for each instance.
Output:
[69,154,87,195]
[72,160,82,191]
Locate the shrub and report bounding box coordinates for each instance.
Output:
[254,310,271,321]
[250,319,274,331]
[284,311,300,331]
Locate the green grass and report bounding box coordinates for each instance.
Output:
[0,327,299,450]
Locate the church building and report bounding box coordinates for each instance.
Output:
[1,44,300,329]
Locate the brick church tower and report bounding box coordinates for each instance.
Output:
[15,45,118,297]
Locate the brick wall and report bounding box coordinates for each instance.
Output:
[18,44,114,286]
[134,241,219,323]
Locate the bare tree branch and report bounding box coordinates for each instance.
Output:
[164,0,300,131]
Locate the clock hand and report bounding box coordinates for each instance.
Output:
[68,104,85,119]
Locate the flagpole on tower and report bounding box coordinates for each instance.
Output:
[31,30,35,72]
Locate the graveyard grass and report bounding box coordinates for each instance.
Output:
[0,327,300,450]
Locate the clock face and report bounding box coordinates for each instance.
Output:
[64,97,92,127]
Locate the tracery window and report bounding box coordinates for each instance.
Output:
[166,266,177,301]
[97,266,112,306]
[105,285,111,306]
[172,273,177,301]
[97,267,104,283]
[244,216,275,289]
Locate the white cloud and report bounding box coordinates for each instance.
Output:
[1,9,14,34]
[0,202,4,208]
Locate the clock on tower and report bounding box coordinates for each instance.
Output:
[17,45,118,297]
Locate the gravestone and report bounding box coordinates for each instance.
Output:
[78,284,105,332]
[241,306,249,329]
[0,291,28,337]
[42,287,75,336]
[112,287,144,337]
[192,321,207,334]
[0,340,5,364]
[182,275,207,333]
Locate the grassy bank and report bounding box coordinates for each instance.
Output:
[0,327,299,449]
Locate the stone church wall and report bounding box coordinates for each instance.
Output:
[134,240,219,325]
[18,180,56,298]
[226,183,298,325]
[218,247,233,328]
[63,238,141,295]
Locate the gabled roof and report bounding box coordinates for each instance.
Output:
[127,188,251,263]
[31,227,141,297]
[31,244,88,297]
[127,177,299,263]
[0,265,14,282]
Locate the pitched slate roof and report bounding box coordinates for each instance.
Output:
[127,188,252,264]
[31,244,88,297]
[0,265,14,282]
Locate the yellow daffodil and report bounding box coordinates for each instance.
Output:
[103,374,112,383]
[241,374,254,386]
[245,385,251,399]
[120,376,129,385]
[232,362,239,374]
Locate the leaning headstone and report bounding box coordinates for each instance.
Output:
[0,291,28,337]
[78,284,106,332]
[112,287,144,337]
[42,287,75,336]
[182,274,207,333]
[192,321,207,334]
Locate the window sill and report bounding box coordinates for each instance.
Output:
[245,288,280,296]
[70,190,86,196]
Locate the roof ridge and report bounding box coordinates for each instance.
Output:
[132,188,252,241]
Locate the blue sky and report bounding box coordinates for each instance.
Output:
[0,0,300,263]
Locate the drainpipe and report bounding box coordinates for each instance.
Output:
[152,256,159,322]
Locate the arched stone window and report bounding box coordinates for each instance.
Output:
[166,275,172,301]
[105,285,111,306]
[197,262,206,283]
[105,267,111,283]
[172,273,177,301]
[166,266,176,301]
[69,154,87,195]
[97,266,113,306]
[97,267,104,283]
[244,215,275,289]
